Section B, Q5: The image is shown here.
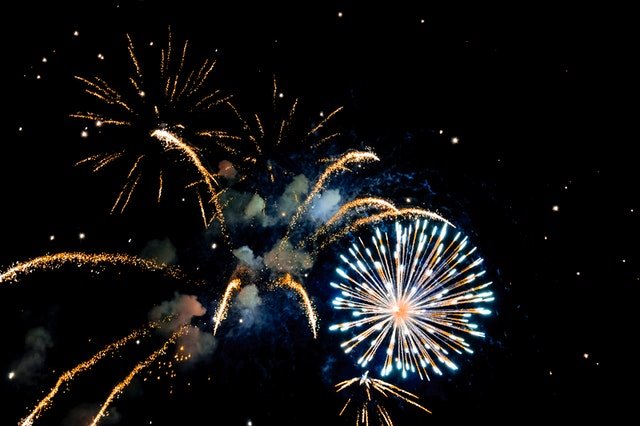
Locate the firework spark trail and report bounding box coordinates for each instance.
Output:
[149,129,227,236]
[275,273,318,338]
[336,371,431,426]
[306,197,399,247]
[212,278,242,335]
[321,208,451,250]
[307,106,343,140]
[0,252,178,285]
[19,327,151,426]
[284,151,380,244]
[72,31,230,222]
[90,326,187,426]
[330,220,493,380]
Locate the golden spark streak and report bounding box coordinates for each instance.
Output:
[307,106,343,137]
[126,34,143,85]
[213,279,242,335]
[275,274,318,338]
[92,152,125,172]
[119,171,141,214]
[285,151,380,243]
[150,129,228,237]
[20,327,149,425]
[90,327,187,426]
[322,208,452,249]
[157,171,163,203]
[69,113,130,127]
[197,192,208,229]
[0,252,177,284]
[309,198,399,246]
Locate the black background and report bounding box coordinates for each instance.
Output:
[1,1,637,424]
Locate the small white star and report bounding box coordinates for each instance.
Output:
[622,259,626,263]
[319,111,324,117]
[136,340,140,345]
[247,421,253,426]
[73,30,79,37]
[438,129,443,134]
[8,371,15,380]
[451,136,459,144]
[49,235,55,241]
[139,90,146,97]
[583,353,589,359]
[420,19,425,24]
[278,92,284,99]
[149,41,154,46]
[42,57,47,63]
[576,271,581,276]
[128,238,133,243]
[544,235,548,240]
[211,243,217,249]
[181,198,186,202]
[405,198,411,203]
[18,127,23,132]
[552,205,559,212]
[95,120,103,127]
[81,130,89,138]
[548,370,553,376]
[337,11,343,18]
[79,233,86,240]
[97,53,104,60]
[239,318,243,324]
[36,75,41,80]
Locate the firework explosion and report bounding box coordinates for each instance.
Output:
[336,371,431,426]
[330,219,493,380]
[2,27,495,426]
[71,29,234,222]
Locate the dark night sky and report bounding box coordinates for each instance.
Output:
[1,1,637,425]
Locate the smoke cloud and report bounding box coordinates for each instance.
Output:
[309,189,342,221]
[148,294,216,361]
[141,238,177,265]
[263,239,314,275]
[218,160,237,179]
[11,327,53,383]
[237,284,262,309]
[62,404,120,426]
[276,174,309,221]
[232,246,264,271]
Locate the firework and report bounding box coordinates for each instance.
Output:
[330,220,493,380]
[20,327,150,426]
[274,273,318,338]
[336,371,431,426]
[225,77,343,183]
[0,252,179,285]
[284,151,380,243]
[321,207,452,250]
[307,197,399,247]
[212,278,242,335]
[72,29,233,219]
[90,326,188,426]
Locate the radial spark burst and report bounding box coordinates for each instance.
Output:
[330,220,493,380]
[336,371,431,426]
[72,29,235,219]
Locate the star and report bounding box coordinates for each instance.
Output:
[79,232,86,240]
[73,30,79,37]
[337,11,343,18]
[451,136,459,144]
[81,130,89,138]
[552,205,559,212]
